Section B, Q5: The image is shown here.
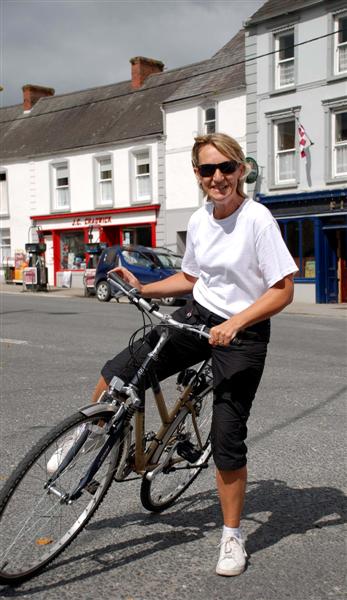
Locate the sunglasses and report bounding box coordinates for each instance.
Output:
[197,160,239,177]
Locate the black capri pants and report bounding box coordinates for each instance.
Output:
[101,300,270,471]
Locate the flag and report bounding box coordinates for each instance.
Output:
[298,122,308,158]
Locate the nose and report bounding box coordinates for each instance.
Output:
[212,168,224,181]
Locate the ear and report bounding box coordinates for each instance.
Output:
[193,166,202,183]
[238,163,246,181]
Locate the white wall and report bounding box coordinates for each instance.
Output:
[164,93,247,215]
[2,140,160,261]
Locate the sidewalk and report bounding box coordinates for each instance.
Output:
[1,281,346,319]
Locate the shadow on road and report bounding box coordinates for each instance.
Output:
[1,478,345,596]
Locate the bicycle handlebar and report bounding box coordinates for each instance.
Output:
[107,272,242,345]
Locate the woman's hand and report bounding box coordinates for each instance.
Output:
[108,266,143,293]
[209,318,240,347]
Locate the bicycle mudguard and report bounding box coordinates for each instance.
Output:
[79,403,119,417]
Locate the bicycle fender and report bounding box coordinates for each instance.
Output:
[79,403,118,417]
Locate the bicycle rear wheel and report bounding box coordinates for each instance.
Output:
[0,409,123,584]
[140,386,213,512]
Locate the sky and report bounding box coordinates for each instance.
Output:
[0,0,265,108]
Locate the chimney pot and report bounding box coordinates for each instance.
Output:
[130,56,164,89]
[22,84,55,111]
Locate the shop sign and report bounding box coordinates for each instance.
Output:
[23,267,37,285]
[72,216,112,226]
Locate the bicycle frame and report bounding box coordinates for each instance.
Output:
[59,275,213,500]
[105,322,212,474]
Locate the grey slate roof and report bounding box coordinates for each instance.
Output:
[0,30,245,161]
[244,0,324,26]
[164,30,245,104]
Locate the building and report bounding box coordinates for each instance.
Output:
[161,30,247,253]
[0,31,247,287]
[244,0,347,303]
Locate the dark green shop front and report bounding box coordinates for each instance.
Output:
[258,189,347,304]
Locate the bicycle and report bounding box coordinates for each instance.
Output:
[0,271,230,585]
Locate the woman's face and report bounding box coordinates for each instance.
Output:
[194,144,244,218]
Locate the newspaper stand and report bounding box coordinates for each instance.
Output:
[24,243,48,291]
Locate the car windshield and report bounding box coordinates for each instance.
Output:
[155,252,182,269]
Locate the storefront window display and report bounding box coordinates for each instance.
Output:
[279,219,315,279]
[60,232,86,270]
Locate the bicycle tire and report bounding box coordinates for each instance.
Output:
[140,386,213,512]
[0,409,124,585]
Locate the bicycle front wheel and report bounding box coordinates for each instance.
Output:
[0,409,122,585]
[140,386,213,512]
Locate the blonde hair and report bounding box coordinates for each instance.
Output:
[192,133,251,198]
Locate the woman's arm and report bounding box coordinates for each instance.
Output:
[112,267,197,298]
[209,274,294,346]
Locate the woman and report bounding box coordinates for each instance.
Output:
[51,133,297,576]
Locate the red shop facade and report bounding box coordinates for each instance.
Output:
[30,205,159,286]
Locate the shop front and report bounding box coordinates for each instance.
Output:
[30,205,159,287]
[258,189,347,304]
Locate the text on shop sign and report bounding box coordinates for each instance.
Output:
[72,217,112,226]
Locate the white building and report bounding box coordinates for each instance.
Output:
[0,31,248,287]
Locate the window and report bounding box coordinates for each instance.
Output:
[133,150,151,202]
[275,30,295,89]
[333,110,347,176]
[279,219,315,279]
[95,156,113,206]
[60,231,85,269]
[334,14,347,75]
[204,107,216,134]
[275,119,296,183]
[0,171,9,216]
[121,249,153,268]
[121,226,152,246]
[52,163,70,210]
[0,228,11,264]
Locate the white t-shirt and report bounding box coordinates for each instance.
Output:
[182,197,298,319]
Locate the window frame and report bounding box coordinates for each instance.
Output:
[93,154,114,208]
[322,97,347,183]
[266,107,300,190]
[50,161,70,212]
[274,28,295,90]
[332,109,347,177]
[204,106,216,134]
[334,13,347,76]
[274,119,297,184]
[130,147,152,204]
[0,227,11,265]
[278,217,316,282]
[0,169,9,217]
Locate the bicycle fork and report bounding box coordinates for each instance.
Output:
[46,407,129,503]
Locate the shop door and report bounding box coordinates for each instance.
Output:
[338,229,347,303]
[323,231,338,303]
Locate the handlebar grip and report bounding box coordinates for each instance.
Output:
[107,271,139,296]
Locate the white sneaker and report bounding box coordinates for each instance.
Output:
[46,424,105,474]
[216,536,247,577]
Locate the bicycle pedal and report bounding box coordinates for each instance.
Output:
[85,479,100,495]
[176,440,202,463]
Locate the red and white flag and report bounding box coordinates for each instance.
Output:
[297,121,310,158]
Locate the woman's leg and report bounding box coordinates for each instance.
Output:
[216,466,247,528]
[92,375,108,402]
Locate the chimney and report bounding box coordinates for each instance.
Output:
[130,56,164,89]
[22,84,55,111]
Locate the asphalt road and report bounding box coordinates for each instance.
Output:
[0,293,346,600]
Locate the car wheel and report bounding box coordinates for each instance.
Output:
[96,281,111,302]
[161,297,176,306]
